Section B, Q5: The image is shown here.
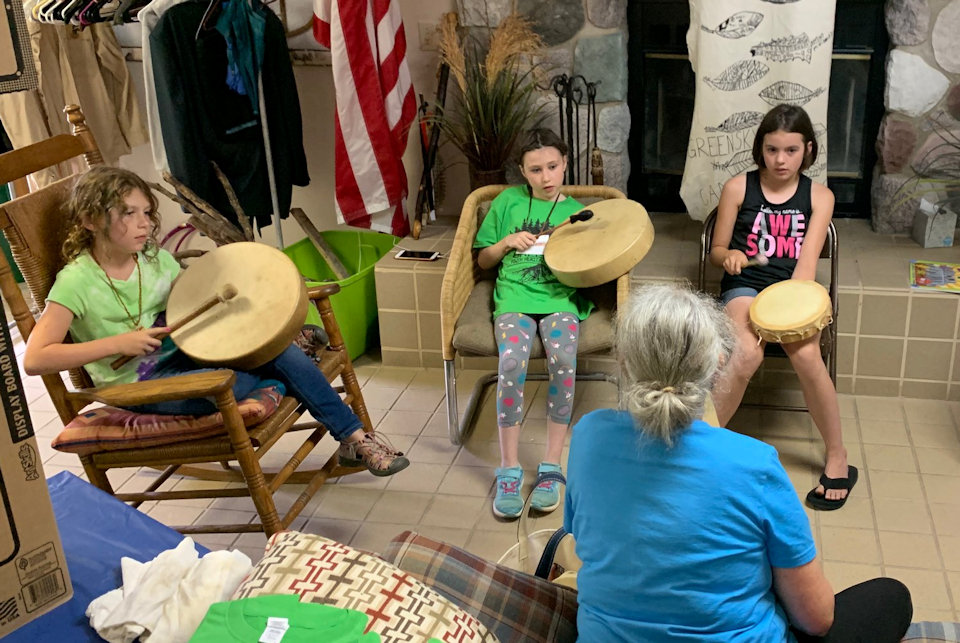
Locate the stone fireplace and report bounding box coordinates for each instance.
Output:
[456,0,960,233]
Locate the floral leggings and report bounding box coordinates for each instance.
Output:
[495,312,580,428]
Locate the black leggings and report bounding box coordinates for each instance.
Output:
[791,578,912,643]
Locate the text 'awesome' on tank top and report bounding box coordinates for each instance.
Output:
[720,170,813,294]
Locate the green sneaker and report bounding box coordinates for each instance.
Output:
[493,466,524,519]
[530,462,562,513]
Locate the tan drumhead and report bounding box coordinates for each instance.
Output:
[167,242,308,370]
[749,280,831,344]
[543,199,655,288]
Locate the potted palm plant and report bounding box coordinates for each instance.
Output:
[436,12,547,190]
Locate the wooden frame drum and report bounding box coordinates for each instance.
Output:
[748,280,832,344]
[166,242,308,369]
[543,199,655,288]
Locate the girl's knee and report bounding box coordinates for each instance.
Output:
[733,341,764,376]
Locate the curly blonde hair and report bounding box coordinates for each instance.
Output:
[62,166,162,263]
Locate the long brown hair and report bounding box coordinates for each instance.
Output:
[61,166,162,263]
[751,104,818,171]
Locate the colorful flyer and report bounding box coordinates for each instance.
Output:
[909,260,960,293]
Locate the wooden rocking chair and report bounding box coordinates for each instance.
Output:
[0,105,374,536]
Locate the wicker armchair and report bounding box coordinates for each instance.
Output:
[440,185,629,445]
[0,105,373,536]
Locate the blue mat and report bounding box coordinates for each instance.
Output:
[5,471,208,642]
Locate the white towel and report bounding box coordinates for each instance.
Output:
[86,538,253,643]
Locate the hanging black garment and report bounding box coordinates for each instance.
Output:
[150,0,308,230]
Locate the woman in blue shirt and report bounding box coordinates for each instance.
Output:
[564,284,911,642]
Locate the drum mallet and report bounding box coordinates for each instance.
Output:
[110,284,239,370]
[540,210,595,236]
[744,254,769,268]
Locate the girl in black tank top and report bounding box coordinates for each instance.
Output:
[707,105,856,518]
[720,170,813,294]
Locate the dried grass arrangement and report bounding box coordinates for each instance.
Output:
[436,12,547,182]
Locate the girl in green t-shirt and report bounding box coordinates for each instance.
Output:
[474,129,593,519]
[24,166,408,477]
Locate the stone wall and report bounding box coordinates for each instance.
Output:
[456,0,630,195]
[872,0,960,233]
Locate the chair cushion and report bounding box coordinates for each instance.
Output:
[232,530,497,642]
[382,531,578,643]
[453,280,615,357]
[901,622,960,641]
[51,384,284,455]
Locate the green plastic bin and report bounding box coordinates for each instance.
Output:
[284,230,398,360]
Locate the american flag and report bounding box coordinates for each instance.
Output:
[314,0,416,237]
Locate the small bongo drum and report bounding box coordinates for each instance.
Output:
[748,280,832,344]
[167,242,308,370]
[544,199,655,288]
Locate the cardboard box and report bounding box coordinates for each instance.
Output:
[912,198,957,248]
[0,305,72,637]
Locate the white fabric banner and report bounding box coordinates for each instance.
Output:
[681,0,836,220]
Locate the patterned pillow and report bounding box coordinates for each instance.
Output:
[901,621,960,642]
[233,531,498,642]
[51,384,283,455]
[383,531,578,643]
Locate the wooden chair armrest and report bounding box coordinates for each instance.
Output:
[65,370,236,408]
[307,283,341,299]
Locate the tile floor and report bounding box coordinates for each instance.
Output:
[15,328,960,623]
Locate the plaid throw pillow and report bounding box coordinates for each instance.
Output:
[233,531,499,642]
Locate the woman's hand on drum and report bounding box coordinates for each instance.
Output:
[112,327,169,357]
[722,249,749,275]
[503,231,539,253]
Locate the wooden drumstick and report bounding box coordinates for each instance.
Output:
[110,284,239,370]
[540,210,595,236]
[744,254,770,268]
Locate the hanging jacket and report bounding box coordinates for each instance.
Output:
[149,0,308,230]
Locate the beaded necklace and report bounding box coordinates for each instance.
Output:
[95,253,143,330]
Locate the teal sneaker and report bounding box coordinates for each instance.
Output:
[493,466,524,519]
[530,462,562,513]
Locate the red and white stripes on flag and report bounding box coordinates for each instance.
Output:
[314,0,416,237]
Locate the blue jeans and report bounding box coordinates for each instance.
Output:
[125,345,363,442]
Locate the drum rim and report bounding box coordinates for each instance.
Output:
[749,280,832,341]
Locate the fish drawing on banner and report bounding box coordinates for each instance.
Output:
[704,59,770,91]
[700,11,764,39]
[713,150,756,175]
[806,122,828,176]
[705,111,765,133]
[758,80,825,106]
[750,32,832,63]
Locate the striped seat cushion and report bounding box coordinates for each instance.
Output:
[51,384,284,455]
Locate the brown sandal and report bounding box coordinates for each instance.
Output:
[338,432,410,477]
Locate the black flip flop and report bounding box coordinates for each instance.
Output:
[806,465,858,511]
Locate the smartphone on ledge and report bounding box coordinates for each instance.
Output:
[395,249,440,261]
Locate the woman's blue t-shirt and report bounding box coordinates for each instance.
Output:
[564,410,816,642]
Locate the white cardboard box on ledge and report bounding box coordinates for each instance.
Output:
[912,199,957,248]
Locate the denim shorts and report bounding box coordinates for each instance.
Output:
[719,286,759,306]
